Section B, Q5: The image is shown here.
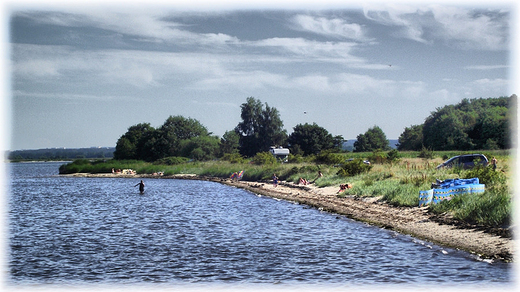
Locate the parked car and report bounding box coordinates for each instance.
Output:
[436,154,488,169]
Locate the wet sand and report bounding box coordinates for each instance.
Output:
[65,173,514,262]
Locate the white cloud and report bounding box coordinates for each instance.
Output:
[428,88,461,102]
[363,4,509,50]
[465,65,509,70]
[15,10,239,47]
[471,78,509,94]
[192,70,290,90]
[251,37,366,65]
[291,14,368,41]
[14,59,60,77]
[13,90,130,101]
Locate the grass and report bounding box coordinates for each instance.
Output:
[58,150,513,229]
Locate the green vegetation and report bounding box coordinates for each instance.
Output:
[55,95,515,233]
[59,149,512,231]
[235,97,288,157]
[354,125,391,152]
[287,123,343,155]
[7,147,114,161]
[398,95,515,151]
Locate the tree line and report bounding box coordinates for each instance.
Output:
[114,95,515,162]
[397,95,515,151]
[7,147,115,161]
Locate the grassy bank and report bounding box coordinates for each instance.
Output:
[58,150,513,230]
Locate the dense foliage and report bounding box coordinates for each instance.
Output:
[114,116,219,162]
[353,126,391,152]
[109,95,516,163]
[337,159,372,177]
[398,96,515,151]
[235,97,287,157]
[287,123,344,156]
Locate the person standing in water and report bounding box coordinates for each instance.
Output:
[135,180,145,194]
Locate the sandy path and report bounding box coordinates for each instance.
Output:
[65,173,514,262]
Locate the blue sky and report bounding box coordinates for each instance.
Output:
[2,0,517,150]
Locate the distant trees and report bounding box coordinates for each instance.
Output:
[398,96,514,151]
[354,126,390,152]
[287,123,344,156]
[8,147,115,161]
[235,97,287,157]
[114,116,219,162]
[111,95,515,163]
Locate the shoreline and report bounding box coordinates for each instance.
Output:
[63,172,514,262]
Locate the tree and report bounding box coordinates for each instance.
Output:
[235,97,287,157]
[354,126,390,152]
[179,135,220,161]
[397,124,423,151]
[154,115,210,159]
[219,130,240,156]
[159,116,209,155]
[114,123,155,160]
[114,116,215,162]
[423,106,474,150]
[419,96,514,151]
[287,123,343,156]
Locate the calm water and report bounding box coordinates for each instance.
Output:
[6,162,514,289]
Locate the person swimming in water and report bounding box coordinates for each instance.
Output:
[135,180,145,194]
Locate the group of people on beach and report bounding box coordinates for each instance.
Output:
[272,170,352,194]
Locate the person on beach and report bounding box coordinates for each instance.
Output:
[312,170,323,183]
[337,183,352,194]
[135,180,145,194]
[273,173,278,188]
[299,177,308,185]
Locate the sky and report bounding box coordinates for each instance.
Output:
[2,0,518,151]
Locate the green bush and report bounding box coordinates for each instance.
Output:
[337,159,372,177]
[387,149,401,162]
[418,146,434,159]
[367,150,387,164]
[221,153,247,164]
[315,151,344,165]
[462,166,507,187]
[288,153,304,163]
[252,152,278,165]
[154,156,190,165]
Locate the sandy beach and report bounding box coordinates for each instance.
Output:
[65,172,514,262]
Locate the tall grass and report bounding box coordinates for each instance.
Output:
[429,188,511,227]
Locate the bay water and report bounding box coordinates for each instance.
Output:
[6,162,514,290]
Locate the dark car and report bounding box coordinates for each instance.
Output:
[436,154,489,169]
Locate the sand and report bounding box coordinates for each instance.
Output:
[65,173,514,262]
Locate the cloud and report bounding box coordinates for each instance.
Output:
[252,37,361,60]
[428,88,461,102]
[12,90,130,101]
[363,4,509,50]
[15,10,240,47]
[290,14,369,41]
[192,70,290,90]
[14,59,60,77]
[472,78,509,86]
[465,65,509,70]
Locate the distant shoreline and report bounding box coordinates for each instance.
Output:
[62,172,514,262]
